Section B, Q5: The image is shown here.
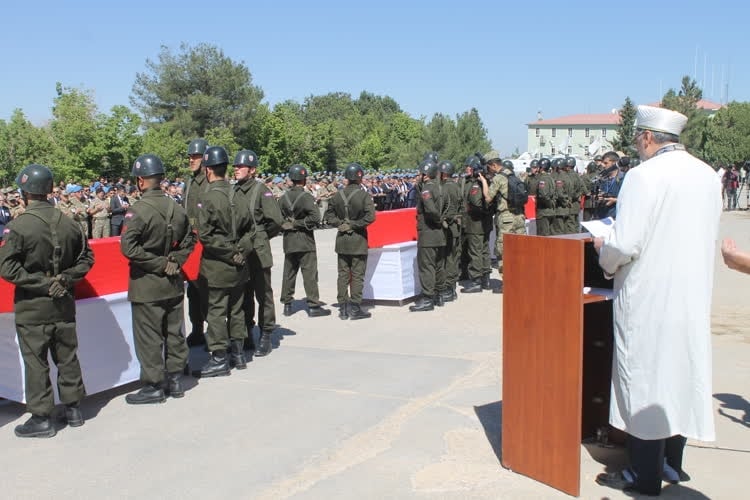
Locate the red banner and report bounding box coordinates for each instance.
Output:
[367,208,417,248]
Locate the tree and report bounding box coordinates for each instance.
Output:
[704,102,750,165]
[49,83,101,181]
[93,105,143,180]
[611,97,636,155]
[131,43,264,141]
[661,76,707,157]
[0,110,56,185]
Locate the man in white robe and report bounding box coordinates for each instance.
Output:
[593,105,722,496]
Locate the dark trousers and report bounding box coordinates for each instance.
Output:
[280,251,322,307]
[463,232,484,280]
[417,245,446,297]
[336,254,367,305]
[628,434,687,495]
[131,296,188,384]
[16,321,86,416]
[551,214,566,235]
[205,285,246,353]
[443,232,461,288]
[536,215,551,236]
[186,276,207,335]
[110,221,124,237]
[565,213,580,234]
[243,252,276,333]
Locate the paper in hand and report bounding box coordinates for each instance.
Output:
[581,217,614,239]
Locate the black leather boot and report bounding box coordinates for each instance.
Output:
[243,334,256,352]
[283,302,293,316]
[186,329,206,347]
[434,293,445,307]
[481,274,491,290]
[339,303,350,320]
[230,340,247,370]
[254,332,273,357]
[167,372,185,398]
[441,288,455,303]
[409,296,434,312]
[461,279,482,293]
[64,403,84,427]
[349,303,371,320]
[125,384,167,405]
[194,351,231,378]
[15,415,56,438]
[308,305,332,317]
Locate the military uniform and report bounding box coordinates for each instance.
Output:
[90,196,110,238]
[461,177,493,290]
[198,179,249,353]
[59,197,89,236]
[182,169,209,341]
[487,170,525,268]
[441,178,463,296]
[415,178,447,300]
[279,185,325,311]
[565,169,584,234]
[325,183,375,316]
[551,169,569,235]
[535,170,556,236]
[234,178,283,342]
[581,169,597,221]
[120,187,196,395]
[0,200,93,422]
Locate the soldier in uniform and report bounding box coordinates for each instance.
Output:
[194,147,250,377]
[181,138,209,347]
[120,155,196,404]
[525,160,540,197]
[581,161,598,222]
[59,185,90,236]
[460,156,493,293]
[0,164,94,437]
[564,157,585,233]
[438,160,462,302]
[279,164,331,318]
[478,153,525,279]
[232,149,284,357]
[535,158,556,236]
[409,160,446,311]
[325,163,375,320]
[90,187,111,238]
[551,158,569,235]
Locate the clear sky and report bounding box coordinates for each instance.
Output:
[2,0,747,156]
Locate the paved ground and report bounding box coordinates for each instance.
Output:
[1,212,749,499]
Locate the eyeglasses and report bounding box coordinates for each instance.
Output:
[633,129,647,142]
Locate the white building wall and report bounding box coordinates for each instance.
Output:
[527,124,618,158]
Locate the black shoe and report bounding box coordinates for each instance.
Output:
[349,303,371,320]
[193,352,231,378]
[64,404,84,427]
[481,274,491,290]
[440,289,455,303]
[409,296,434,312]
[15,415,56,438]
[254,332,272,357]
[461,279,482,293]
[596,470,659,496]
[243,336,256,352]
[434,294,445,307]
[167,372,185,398]
[230,340,247,370]
[186,330,206,347]
[283,303,293,316]
[308,306,332,317]
[125,384,167,405]
[339,303,350,320]
[493,282,503,294]
[663,463,691,484]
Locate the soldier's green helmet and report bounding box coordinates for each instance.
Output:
[234,149,259,168]
[438,160,455,176]
[344,162,365,182]
[530,159,540,168]
[539,158,551,171]
[288,164,308,181]
[586,161,597,173]
[131,154,165,177]
[187,138,208,156]
[501,160,514,170]
[16,164,53,195]
[423,151,439,164]
[419,160,439,179]
[203,146,229,168]
[552,158,565,169]
[566,157,576,168]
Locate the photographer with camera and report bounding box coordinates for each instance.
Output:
[593,151,623,219]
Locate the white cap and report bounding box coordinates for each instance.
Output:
[635,105,688,136]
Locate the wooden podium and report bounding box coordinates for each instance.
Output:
[501,233,614,497]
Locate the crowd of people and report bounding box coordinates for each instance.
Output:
[0,105,741,498]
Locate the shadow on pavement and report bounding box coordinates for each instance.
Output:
[474,400,502,464]
[714,392,750,427]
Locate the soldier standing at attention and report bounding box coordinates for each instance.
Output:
[460,157,492,293]
[409,160,446,311]
[59,185,90,236]
[534,158,556,236]
[194,147,249,377]
[438,160,462,302]
[182,138,209,347]
[551,158,569,235]
[90,187,111,238]
[564,157,585,233]
[232,149,284,357]
[120,155,196,404]
[326,163,375,320]
[279,164,331,318]
[0,164,94,438]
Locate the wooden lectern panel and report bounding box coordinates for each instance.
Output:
[502,234,585,497]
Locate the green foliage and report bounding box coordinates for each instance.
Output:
[661,76,707,157]
[140,126,186,179]
[704,102,750,165]
[611,97,636,155]
[0,109,56,185]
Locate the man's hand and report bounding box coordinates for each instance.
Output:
[281,221,294,231]
[338,222,352,233]
[231,252,246,266]
[593,237,605,252]
[48,275,69,298]
[164,259,180,276]
[441,219,449,229]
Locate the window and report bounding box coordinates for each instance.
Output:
[602,128,607,137]
[567,146,573,155]
[551,146,556,155]
[584,146,590,155]
[568,128,573,137]
[552,128,557,138]
[535,128,540,137]
[585,128,590,138]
